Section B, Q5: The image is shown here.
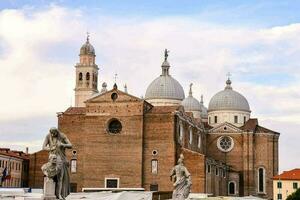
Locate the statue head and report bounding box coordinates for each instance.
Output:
[177,153,184,165]
[49,154,57,164]
[50,127,59,137]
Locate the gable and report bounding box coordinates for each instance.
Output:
[85,88,142,103]
[84,88,152,116]
[208,122,243,134]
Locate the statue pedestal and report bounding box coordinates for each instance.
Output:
[43,177,56,200]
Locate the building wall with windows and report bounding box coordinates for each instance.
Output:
[273,169,300,200]
[0,148,29,188]
[206,119,279,199]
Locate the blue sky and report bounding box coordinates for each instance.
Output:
[2,0,300,27]
[0,0,300,172]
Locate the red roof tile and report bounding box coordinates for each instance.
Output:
[273,169,300,180]
[64,107,86,114]
[0,148,29,160]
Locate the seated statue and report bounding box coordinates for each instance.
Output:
[170,154,192,200]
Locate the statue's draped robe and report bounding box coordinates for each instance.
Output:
[44,133,71,199]
[170,165,191,200]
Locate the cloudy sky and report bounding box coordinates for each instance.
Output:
[0,0,300,172]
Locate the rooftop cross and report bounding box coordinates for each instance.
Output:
[114,73,118,83]
[226,72,231,80]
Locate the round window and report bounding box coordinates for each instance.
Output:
[217,136,234,152]
[108,119,122,134]
[111,93,118,101]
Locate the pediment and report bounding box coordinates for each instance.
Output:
[208,122,242,133]
[85,88,142,104]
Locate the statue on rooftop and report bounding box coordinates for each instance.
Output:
[43,127,72,200]
[170,154,192,200]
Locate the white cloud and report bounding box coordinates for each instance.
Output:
[0,5,300,171]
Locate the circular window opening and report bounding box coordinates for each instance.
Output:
[217,136,234,152]
[224,127,227,130]
[111,93,118,101]
[72,150,77,155]
[152,150,158,156]
[108,119,122,134]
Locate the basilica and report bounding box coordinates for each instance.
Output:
[29,36,279,199]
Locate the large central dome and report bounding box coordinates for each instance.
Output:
[208,79,250,112]
[145,50,185,106]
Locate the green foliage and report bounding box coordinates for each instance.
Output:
[287,188,300,200]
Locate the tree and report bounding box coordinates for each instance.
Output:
[287,188,300,200]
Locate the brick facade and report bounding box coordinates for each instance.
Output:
[28,89,279,199]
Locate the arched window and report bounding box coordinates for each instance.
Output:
[189,128,193,144]
[258,167,265,193]
[214,116,218,123]
[151,159,158,174]
[79,72,83,81]
[86,72,90,80]
[179,123,184,141]
[228,181,235,195]
[198,135,201,148]
[244,116,246,124]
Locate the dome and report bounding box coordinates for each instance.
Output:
[145,50,185,101]
[200,95,208,118]
[208,79,250,112]
[181,84,201,111]
[80,36,95,56]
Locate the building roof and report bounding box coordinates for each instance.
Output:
[181,84,201,112]
[240,118,280,134]
[145,54,185,101]
[273,169,300,180]
[80,35,95,56]
[208,79,250,112]
[64,107,86,114]
[0,148,29,160]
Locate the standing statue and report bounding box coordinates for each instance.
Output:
[43,127,72,200]
[170,154,192,200]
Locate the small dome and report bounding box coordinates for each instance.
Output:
[145,50,185,101]
[208,79,250,112]
[181,84,201,112]
[200,95,208,118]
[80,36,95,56]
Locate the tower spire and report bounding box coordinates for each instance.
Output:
[161,49,170,76]
[189,83,193,97]
[86,31,90,43]
[225,72,232,90]
[200,94,204,104]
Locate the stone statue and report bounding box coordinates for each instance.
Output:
[43,127,72,200]
[164,49,169,61]
[170,154,192,200]
[42,154,58,179]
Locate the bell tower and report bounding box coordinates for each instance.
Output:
[74,34,99,107]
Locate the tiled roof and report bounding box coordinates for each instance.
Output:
[240,118,279,134]
[64,107,86,114]
[240,118,258,132]
[147,106,179,114]
[0,148,29,160]
[273,169,300,180]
